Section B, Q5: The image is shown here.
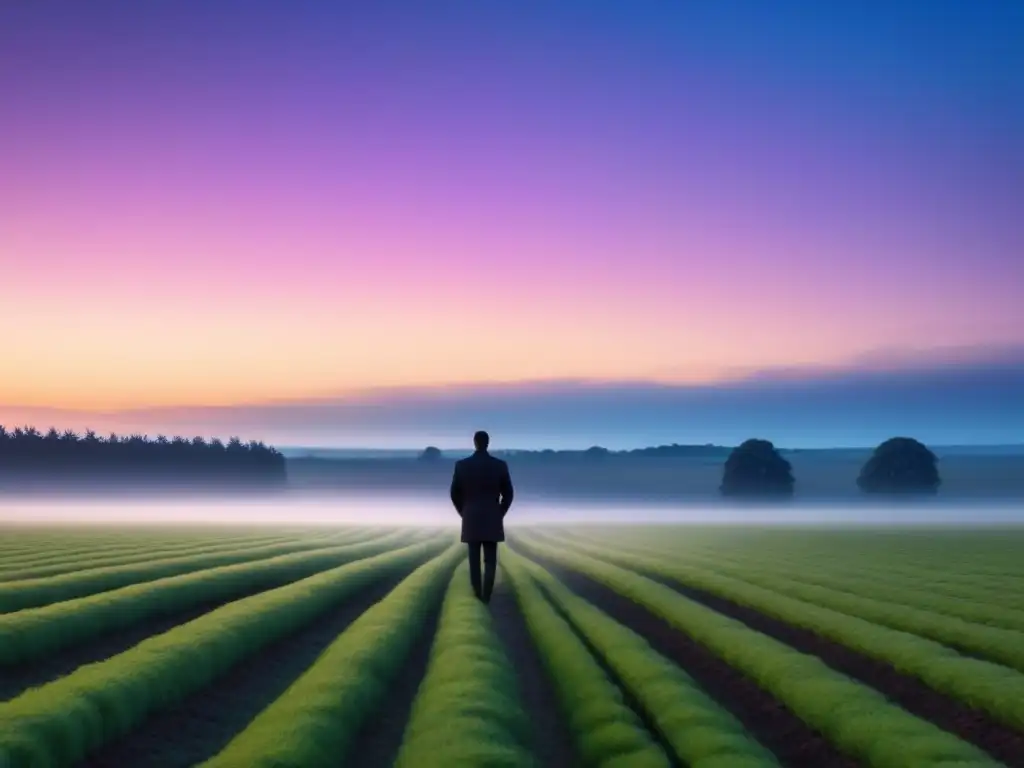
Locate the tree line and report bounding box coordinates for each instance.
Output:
[421,436,943,498]
[0,425,287,486]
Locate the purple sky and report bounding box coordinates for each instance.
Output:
[1,1,1021,447]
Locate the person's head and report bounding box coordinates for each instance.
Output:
[473,430,490,452]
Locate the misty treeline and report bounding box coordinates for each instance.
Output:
[0,425,286,486]
[422,436,943,498]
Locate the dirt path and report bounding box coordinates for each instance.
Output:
[488,566,579,768]
[624,562,1024,768]
[529,553,861,768]
[78,571,412,768]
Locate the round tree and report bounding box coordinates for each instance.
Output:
[720,438,794,498]
[857,437,939,495]
[418,446,443,462]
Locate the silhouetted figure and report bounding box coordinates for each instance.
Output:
[450,430,514,603]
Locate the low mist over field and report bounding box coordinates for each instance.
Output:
[2,495,1022,528]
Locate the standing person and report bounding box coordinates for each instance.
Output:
[449,430,514,603]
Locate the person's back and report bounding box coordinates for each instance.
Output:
[450,430,513,602]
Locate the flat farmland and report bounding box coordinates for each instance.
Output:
[1,524,1023,767]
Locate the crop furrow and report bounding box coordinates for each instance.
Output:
[0,536,448,767]
[0,528,416,669]
[502,547,672,768]
[394,561,540,768]
[197,544,462,768]
[509,549,782,767]
[0,532,381,612]
[514,534,1005,768]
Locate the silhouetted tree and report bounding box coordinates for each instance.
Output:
[720,438,794,498]
[419,446,443,461]
[857,437,940,495]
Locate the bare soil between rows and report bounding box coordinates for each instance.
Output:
[520,547,861,768]
[341,597,444,767]
[76,569,414,768]
[613,555,1024,768]
[488,566,579,768]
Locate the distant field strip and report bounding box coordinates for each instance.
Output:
[393,562,540,768]
[0,536,448,767]
[513,535,1004,768]
[199,544,462,768]
[503,545,673,768]
[0,530,379,613]
[0,532,300,570]
[554,531,1024,650]
[559,527,1024,616]
[506,548,780,768]
[566,528,1024,597]
[536,533,1024,733]
[638,545,1024,634]
[0,528,420,666]
[0,533,337,582]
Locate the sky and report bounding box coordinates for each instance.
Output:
[1,1,1022,448]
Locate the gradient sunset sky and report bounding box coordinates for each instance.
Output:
[2,2,1022,447]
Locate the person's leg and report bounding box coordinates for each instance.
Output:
[467,541,483,599]
[481,541,498,603]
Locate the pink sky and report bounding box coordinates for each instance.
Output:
[1,2,1021,414]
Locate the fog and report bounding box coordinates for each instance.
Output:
[1,492,1022,528]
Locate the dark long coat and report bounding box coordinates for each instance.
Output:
[450,450,514,542]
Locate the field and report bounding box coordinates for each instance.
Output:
[1,524,1023,767]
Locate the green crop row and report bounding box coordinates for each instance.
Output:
[0,531,297,571]
[502,550,672,768]
[0,532,332,582]
[0,529,417,666]
[551,530,1024,645]
[393,563,539,768]
[507,548,780,768]
[199,544,463,768]
[538,533,1024,733]
[616,539,1024,635]
[0,536,448,767]
[391,561,540,765]
[0,531,378,613]
[563,529,1024,596]
[513,535,1003,768]
[576,528,1024,609]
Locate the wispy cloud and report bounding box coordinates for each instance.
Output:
[3,345,1022,449]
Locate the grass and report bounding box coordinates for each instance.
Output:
[2,523,1024,768]
[507,548,780,767]
[0,528,417,665]
[394,562,540,768]
[0,536,448,767]
[513,533,1004,768]
[536,531,1024,731]
[502,548,673,768]
[199,544,462,767]
[0,531,378,613]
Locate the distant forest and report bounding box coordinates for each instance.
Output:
[0,426,287,491]
[430,443,736,460]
